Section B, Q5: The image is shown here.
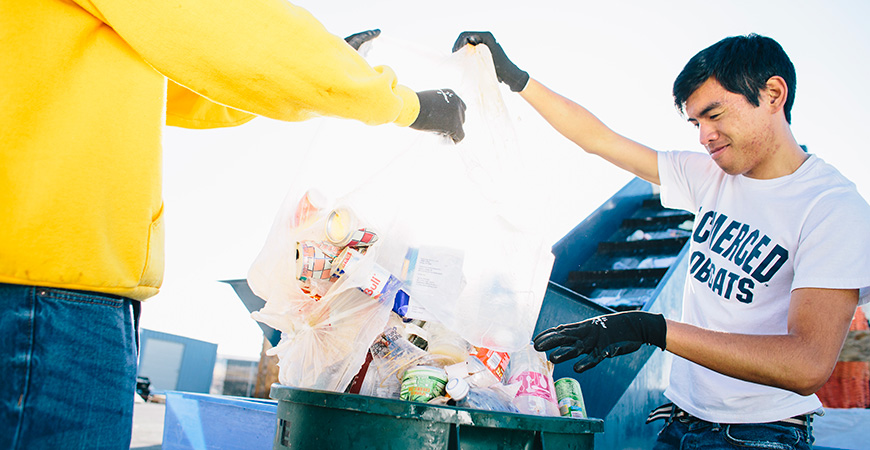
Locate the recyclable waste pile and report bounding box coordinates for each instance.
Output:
[246,39,578,417]
[248,187,585,417]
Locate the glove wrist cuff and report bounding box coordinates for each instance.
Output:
[508,71,530,92]
[645,313,668,351]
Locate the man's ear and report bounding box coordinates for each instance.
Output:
[764,76,788,114]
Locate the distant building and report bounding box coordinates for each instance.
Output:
[138,329,218,394]
[210,355,259,397]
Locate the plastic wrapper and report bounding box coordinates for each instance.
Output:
[360,326,432,399]
[505,344,560,416]
[446,377,519,413]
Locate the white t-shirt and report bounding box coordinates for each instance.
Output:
[658,150,870,424]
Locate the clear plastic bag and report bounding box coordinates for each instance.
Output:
[247,36,555,392]
[247,193,402,391]
[334,41,555,353]
[253,255,401,391]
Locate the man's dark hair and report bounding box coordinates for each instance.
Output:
[673,34,797,124]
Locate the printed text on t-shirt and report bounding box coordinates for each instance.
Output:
[688,209,788,303]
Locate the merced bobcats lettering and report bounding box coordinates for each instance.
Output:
[688,209,788,304]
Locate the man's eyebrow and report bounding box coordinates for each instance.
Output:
[688,101,723,122]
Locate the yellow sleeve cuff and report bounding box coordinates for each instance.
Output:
[393,85,420,127]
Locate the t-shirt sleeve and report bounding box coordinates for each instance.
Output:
[658,150,715,214]
[792,188,870,305]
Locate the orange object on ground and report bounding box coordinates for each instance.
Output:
[815,308,870,409]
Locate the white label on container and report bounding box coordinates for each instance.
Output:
[404,246,464,327]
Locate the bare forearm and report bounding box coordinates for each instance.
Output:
[667,288,858,395]
[519,79,610,150]
[667,308,860,395]
[519,78,659,183]
[665,320,841,396]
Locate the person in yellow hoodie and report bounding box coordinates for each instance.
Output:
[0,1,466,448]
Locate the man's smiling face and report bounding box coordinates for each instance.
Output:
[685,77,778,178]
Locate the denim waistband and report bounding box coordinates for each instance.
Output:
[646,403,811,428]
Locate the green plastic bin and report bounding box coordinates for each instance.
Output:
[270,385,603,450]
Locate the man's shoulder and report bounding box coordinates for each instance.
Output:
[802,155,868,207]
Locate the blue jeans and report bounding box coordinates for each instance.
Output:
[652,409,814,450]
[0,283,140,450]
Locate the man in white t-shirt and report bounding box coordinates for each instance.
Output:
[454,32,870,448]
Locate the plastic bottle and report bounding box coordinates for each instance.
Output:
[445,378,519,413]
[505,344,560,416]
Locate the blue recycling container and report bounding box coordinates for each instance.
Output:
[162,391,278,450]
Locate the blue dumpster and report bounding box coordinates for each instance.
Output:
[535,177,690,449]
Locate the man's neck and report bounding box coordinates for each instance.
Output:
[746,125,808,179]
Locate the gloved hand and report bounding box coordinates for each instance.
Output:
[452,31,529,92]
[410,89,467,143]
[533,311,667,373]
[344,29,381,51]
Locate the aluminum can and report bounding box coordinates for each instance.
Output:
[554,377,587,418]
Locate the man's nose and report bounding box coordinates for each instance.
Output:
[699,123,719,147]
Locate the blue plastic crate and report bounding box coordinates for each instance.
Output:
[162,391,278,450]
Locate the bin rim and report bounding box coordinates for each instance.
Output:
[165,390,278,412]
[270,384,604,434]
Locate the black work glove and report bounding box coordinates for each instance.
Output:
[344,29,381,51]
[410,89,466,143]
[452,31,529,92]
[533,311,667,373]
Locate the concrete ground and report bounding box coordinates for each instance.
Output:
[131,401,165,450]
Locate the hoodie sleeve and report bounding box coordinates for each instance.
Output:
[165,80,256,129]
[78,0,420,127]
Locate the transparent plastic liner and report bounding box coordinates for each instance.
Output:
[247,36,556,394]
[253,257,402,391]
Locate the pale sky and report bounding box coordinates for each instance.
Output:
[142,1,870,359]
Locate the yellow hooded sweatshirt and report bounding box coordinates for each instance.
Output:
[0,1,421,300]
